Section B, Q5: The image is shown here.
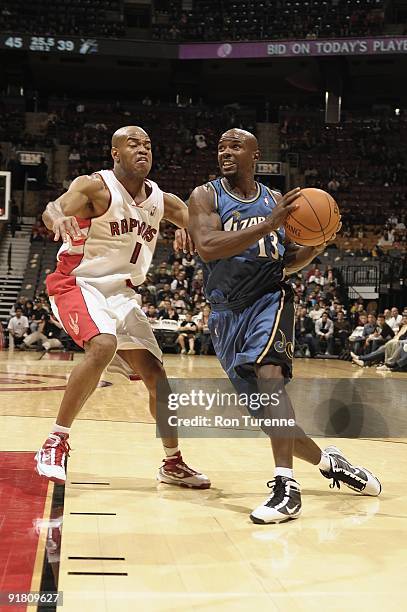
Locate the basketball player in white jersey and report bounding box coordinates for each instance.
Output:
[35,125,210,489]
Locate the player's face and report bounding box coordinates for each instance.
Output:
[217,136,257,178]
[113,132,153,177]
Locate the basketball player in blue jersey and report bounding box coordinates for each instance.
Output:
[188,128,381,524]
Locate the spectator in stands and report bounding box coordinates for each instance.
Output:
[351,303,368,327]
[387,307,402,333]
[361,313,378,352]
[308,268,325,286]
[295,307,317,358]
[327,177,340,193]
[10,295,28,316]
[377,338,407,372]
[351,315,407,367]
[21,314,64,351]
[182,253,196,280]
[171,271,189,292]
[177,312,198,355]
[172,291,186,312]
[196,305,213,355]
[147,305,158,323]
[32,299,50,326]
[178,288,192,309]
[348,313,368,356]
[333,311,351,353]
[365,313,395,352]
[166,306,179,321]
[325,267,336,285]
[7,307,29,348]
[156,262,172,286]
[156,283,172,304]
[23,299,35,319]
[309,302,324,322]
[334,302,347,319]
[158,299,173,319]
[315,312,334,355]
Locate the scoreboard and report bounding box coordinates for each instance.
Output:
[0,34,177,58]
[0,34,98,54]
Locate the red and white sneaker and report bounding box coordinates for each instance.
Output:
[157,451,211,489]
[35,433,71,485]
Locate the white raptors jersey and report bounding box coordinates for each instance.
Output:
[56,170,164,286]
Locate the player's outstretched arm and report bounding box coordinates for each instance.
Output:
[188,185,300,262]
[42,174,109,242]
[163,192,188,228]
[163,192,196,254]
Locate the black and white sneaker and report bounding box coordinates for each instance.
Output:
[320,446,381,496]
[250,476,302,524]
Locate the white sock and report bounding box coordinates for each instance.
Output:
[274,467,294,479]
[318,451,331,472]
[164,446,179,458]
[51,424,70,435]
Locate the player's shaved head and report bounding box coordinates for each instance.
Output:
[111,126,150,147]
[217,127,260,182]
[219,128,258,150]
[111,125,152,179]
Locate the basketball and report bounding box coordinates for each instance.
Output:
[284,188,341,246]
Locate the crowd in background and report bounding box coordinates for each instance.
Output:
[0,0,390,42]
[0,0,125,37]
[279,108,407,253]
[6,249,406,370]
[1,98,405,369]
[2,100,406,255]
[153,0,386,42]
[0,99,255,202]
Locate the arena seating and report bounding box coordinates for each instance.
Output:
[54,102,256,200]
[280,108,407,253]
[1,98,405,253]
[0,0,125,37]
[0,0,388,41]
[152,0,386,42]
[1,95,405,356]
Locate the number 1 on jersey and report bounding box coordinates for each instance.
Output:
[130,242,142,264]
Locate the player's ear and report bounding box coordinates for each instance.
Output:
[254,149,260,162]
[111,147,119,163]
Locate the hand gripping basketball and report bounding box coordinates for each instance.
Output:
[264,187,301,231]
[284,188,341,246]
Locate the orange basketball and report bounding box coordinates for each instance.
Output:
[284,188,340,246]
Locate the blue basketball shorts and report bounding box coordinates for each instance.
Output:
[208,285,294,384]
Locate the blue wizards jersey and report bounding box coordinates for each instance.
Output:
[203,177,286,311]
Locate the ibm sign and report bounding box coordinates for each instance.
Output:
[255,162,282,175]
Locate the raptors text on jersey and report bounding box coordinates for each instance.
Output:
[55,170,164,286]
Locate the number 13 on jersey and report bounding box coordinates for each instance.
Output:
[258,232,279,260]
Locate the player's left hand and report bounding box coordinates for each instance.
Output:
[173,229,195,255]
[313,221,342,253]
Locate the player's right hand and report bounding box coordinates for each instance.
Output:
[265,187,301,231]
[173,228,195,254]
[52,216,83,243]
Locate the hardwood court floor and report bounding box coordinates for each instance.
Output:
[0,352,406,611]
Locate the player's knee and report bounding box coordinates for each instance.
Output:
[87,334,117,366]
[256,364,285,395]
[142,359,166,388]
[257,363,284,381]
